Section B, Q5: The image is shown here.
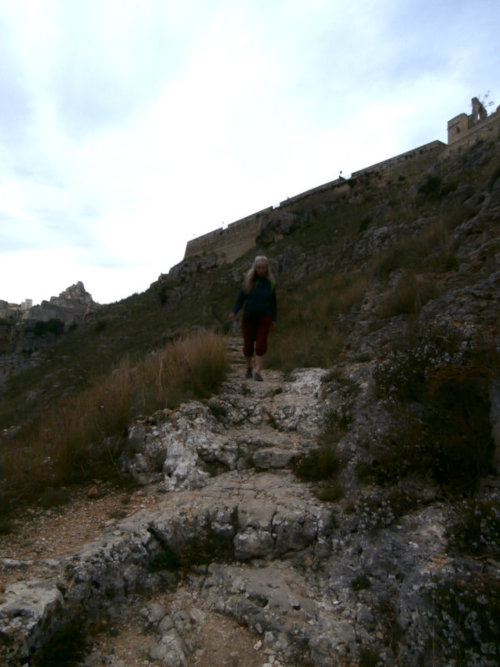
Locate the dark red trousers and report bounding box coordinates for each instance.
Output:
[242,315,273,357]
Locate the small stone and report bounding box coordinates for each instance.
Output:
[189,608,206,624]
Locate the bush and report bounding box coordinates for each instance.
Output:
[418,174,442,198]
[371,325,496,494]
[32,318,65,337]
[449,497,500,557]
[292,445,341,482]
[292,406,347,503]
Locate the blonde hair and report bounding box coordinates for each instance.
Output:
[244,255,275,292]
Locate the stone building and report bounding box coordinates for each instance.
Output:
[447,96,500,149]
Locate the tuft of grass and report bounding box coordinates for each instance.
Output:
[0,513,13,535]
[351,574,371,591]
[316,481,344,503]
[359,647,381,667]
[377,271,440,318]
[32,621,89,666]
[292,445,340,482]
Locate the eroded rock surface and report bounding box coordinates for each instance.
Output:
[0,338,498,666]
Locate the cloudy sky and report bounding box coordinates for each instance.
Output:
[1,0,498,305]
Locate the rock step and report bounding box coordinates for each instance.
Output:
[0,471,333,664]
[0,345,330,665]
[123,367,326,489]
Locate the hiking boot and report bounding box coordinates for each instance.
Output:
[245,367,252,379]
[254,372,263,382]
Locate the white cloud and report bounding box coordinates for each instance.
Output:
[0,0,499,305]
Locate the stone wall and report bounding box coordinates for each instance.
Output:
[447,97,500,151]
[181,99,500,266]
[0,299,32,320]
[184,207,274,264]
[351,140,447,178]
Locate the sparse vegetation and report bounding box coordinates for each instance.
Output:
[351,574,371,591]
[449,497,500,557]
[0,331,228,516]
[377,270,440,318]
[429,574,500,665]
[292,407,348,501]
[371,324,496,495]
[266,271,368,370]
[370,220,458,281]
[292,444,341,482]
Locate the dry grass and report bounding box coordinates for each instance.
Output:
[371,220,458,280]
[0,331,228,516]
[267,271,368,370]
[377,270,440,318]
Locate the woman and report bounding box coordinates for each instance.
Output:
[229,256,277,381]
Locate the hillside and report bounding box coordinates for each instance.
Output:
[0,129,499,665]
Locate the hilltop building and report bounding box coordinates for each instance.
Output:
[180,97,500,269]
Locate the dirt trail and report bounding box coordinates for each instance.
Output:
[1,337,330,666]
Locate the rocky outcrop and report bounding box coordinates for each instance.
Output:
[2,339,498,665]
[0,283,100,382]
[21,281,99,326]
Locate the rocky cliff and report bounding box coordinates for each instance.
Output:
[0,282,100,386]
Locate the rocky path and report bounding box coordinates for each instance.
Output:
[1,336,491,666]
[0,338,342,666]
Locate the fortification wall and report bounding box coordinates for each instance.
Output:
[184,207,274,264]
[352,140,446,178]
[279,177,349,207]
[181,99,500,266]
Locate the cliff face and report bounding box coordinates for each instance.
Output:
[0,282,100,388]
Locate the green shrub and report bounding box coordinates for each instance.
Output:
[32,318,65,337]
[418,174,442,198]
[292,404,349,484]
[316,481,344,502]
[33,621,88,666]
[359,648,381,667]
[371,325,496,494]
[351,574,371,591]
[449,498,500,557]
